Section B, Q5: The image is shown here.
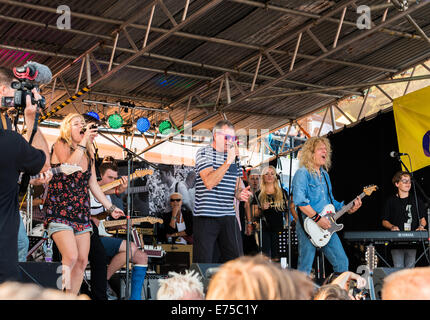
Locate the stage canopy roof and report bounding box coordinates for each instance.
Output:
[1,0,430,154]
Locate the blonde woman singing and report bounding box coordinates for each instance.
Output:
[44,113,124,295]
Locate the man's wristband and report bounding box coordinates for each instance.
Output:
[311,213,321,223]
[106,204,117,215]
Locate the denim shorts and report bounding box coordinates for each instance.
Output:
[47,222,93,239]
[100,237,123,257]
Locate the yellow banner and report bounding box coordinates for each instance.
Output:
[393,86,430,172]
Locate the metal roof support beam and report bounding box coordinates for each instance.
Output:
[403,66,416,95]
[391,0,430,46]
[290,33,302,71]
[228,0,423,42]
[245,74,430,101]
[0,4,399,74]
[317,107,329,137]
[330,105,336,131]
[333,7,347,49]
[375,84,394,102]
[306,28,328,53]
[334,104,354,124]
[357,87,370,120]
[167,2,429,137]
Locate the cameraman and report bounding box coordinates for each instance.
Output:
[0,67,51,283]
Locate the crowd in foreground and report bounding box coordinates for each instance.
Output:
[0,254,429,300]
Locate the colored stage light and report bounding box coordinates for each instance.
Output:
[136,117,151,133]
[85,111,100,121]
[158,120,172,134]
[108,113,123,129]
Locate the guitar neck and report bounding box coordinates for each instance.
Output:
[333,191,366,221]
[128,186,149,194]
[103,217,162,228]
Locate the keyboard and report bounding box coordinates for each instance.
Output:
[343,231,429,243]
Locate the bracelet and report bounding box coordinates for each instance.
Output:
[312,214,321,223]
[171,216,177,221]
[106,204,117,215]
[247,221,253,225]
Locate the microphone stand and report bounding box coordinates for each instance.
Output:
[98,131,157,300]
[394,155,430,263]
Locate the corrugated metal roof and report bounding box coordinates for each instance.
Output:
[0,0,429,137]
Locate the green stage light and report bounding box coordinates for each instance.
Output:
[159,120,172,134]
[108,113,123,129]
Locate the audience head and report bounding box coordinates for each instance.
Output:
[382,267,430,300]
[206,255,314,300]
[0,282,90,300]
[157,270,204,300]
[313,284,351,300]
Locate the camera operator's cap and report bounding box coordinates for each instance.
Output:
[82,111,104,125]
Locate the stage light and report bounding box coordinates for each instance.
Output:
[108,112,123,129]
[136,117,151,133]
[158,120,172,134]
[85,111,100,121]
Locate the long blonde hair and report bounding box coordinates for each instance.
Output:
[206,255,314,300]
[299,136,332,173]
[57,113,94,155]
[258,165,285,211]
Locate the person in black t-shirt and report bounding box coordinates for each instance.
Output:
[253,165,288,260]
[382,171,427,268]
[0,67,51,283]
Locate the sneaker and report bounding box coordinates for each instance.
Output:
[106,282,118,300]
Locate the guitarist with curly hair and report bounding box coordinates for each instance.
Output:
[292,137,362,276]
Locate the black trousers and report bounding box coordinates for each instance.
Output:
[193,215,243,263]
[87,221,107,300]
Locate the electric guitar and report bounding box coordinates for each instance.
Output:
[29,163,82,180]
[303,185,378,248]
[98,216,162,237]
[99,169,153,193]
[365,244,378,300]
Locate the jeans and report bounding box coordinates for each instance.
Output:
[391,249,416,268]
[295,219,348,275]
[17,217,29,262]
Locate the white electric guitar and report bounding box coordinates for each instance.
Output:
[303,185,378,248]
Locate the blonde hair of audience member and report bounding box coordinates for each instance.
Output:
[314,284,351,300]
[299,136,332,174]
[157,270,204,300]
[382,267,430,300]
[206,255,314,300]
[0,282,90,300]
[258,165,285,211]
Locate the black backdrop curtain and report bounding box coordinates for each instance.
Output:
[325,110,429,270]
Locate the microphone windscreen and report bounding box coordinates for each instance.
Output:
[24,61,52,84]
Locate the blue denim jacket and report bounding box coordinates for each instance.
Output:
[292,166,344,214]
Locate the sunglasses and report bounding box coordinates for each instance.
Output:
[400,179,411,184]
[170,198,182,202]
[217,132,238,142]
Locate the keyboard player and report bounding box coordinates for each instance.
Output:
[382,171,427,268]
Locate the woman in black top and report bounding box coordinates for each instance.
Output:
[254,165,288,260]
[382,171,427,268]
[162,193,193,244]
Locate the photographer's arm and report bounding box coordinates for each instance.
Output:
[24,90,50,172]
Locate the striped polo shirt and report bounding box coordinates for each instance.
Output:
[194,145,242,217]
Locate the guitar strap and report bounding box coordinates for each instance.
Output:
[321,170,335,206]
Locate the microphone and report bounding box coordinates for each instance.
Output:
[13,61,52,84]
[390,151,408,158]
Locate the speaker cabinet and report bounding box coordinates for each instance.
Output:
[156,244,193,274]
[373,267,403,299]
[18,262,62,289]
[190,263,221,291]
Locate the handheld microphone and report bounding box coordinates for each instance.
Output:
[390,151,408,158]
[13,61,52,84]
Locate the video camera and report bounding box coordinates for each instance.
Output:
[1,61,52,110]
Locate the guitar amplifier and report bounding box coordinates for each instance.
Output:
[111,271,168,300]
